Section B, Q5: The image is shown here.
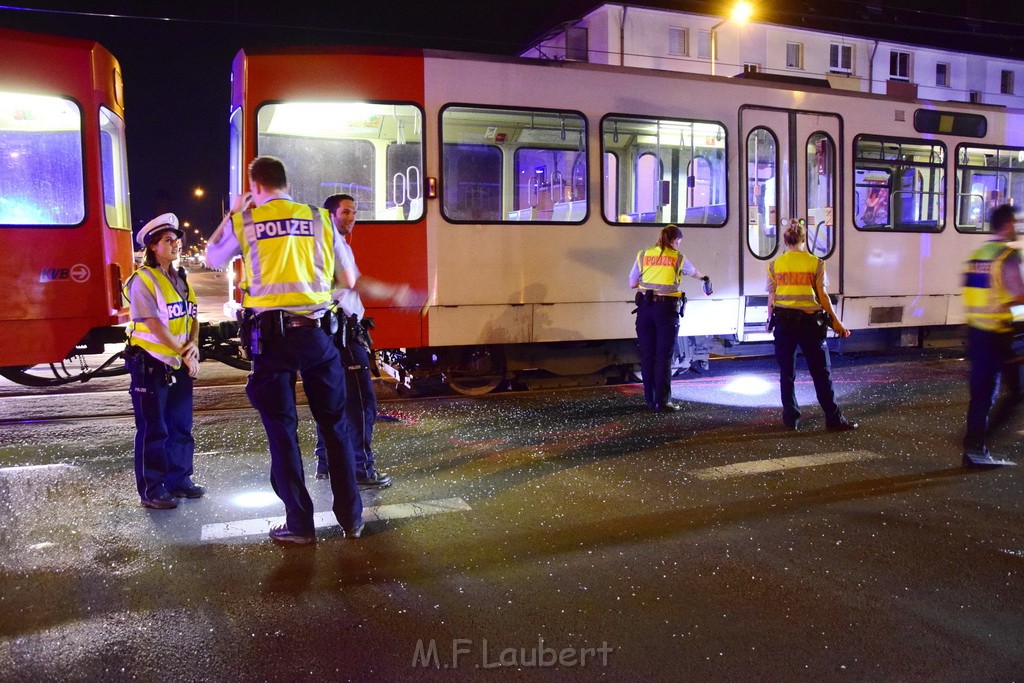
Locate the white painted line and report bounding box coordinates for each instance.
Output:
[693,450,882,481]
[200,496,472,541]
[193,451,220,456]
[0,463,77,475]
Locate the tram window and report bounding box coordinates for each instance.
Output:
[441,105,586,223]
[442,143,502,221]
[229,107,243,201]
[255,102,423,222]
[853,135,945,232]
[99,106,130,230]
[746,127,778,258]
[955,144,1024,233]
[805,132,836,258]
[601,114,726,226]
[0,91,84,226]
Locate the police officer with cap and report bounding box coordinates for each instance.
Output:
[961,204,1024,468]
[205,156,363,544]
[125,212,203,510]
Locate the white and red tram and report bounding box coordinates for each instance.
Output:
[228,47,1023,392]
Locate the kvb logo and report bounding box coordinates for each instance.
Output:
[39,263,91,283]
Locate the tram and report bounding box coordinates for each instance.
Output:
[228,46,1024,392]
[0,28,134,386]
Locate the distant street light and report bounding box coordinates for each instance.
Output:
[194,187,205,198]
[711,1,753,77]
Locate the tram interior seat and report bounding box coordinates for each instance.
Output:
[706,204,727,224]
[551,200,588,222]
[683,206,707,223]
[639,211,657,222]
[507,207,536,221]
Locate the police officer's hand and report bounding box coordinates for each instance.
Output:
[184,355,200,378]
[390,283,414,307]
[181,340,200,362]
[832,318,851,338]
[230,192,253,215]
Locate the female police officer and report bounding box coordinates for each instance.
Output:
[629,224,710,412]
[124,213,203,510]
[767,219,858,431]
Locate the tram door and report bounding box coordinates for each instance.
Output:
[739,106,842,298]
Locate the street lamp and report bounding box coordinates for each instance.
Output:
[711,1,753,77]
[193,187,205,198]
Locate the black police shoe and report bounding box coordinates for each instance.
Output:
[140,494,178,510]
[962,449,1017,469]
[659,402,682,413]
[826,419,859,432]
[783,418,801,431]
[269,524,316,545]
[345,522,366,539]
[315,470,329,480]
[170,484,206,499]
[357,470,392,489]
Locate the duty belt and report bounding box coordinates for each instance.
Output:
[284,314,318,329]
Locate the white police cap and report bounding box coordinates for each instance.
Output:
[137,213,183,248]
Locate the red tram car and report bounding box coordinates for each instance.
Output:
[0,28,134,385]
[228,46,1024,393]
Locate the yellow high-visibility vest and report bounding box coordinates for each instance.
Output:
[636,246,683,297]
[232,200,335,314]
[124,266,197,369]
[768,251,824,312]
[963,241,1016,333]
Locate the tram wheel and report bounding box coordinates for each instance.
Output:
[446,347,506,396]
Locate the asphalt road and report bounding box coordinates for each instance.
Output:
[2,349,1024,681]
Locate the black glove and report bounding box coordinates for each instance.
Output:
[701,275,713,296]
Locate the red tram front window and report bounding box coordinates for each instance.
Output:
[99,106,130,230]
[255,102,423,221]
[0,91,84,226]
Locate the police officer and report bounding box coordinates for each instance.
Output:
[767,218,857,431]
[961,204,1024,468]
[628,224,710,412]
[205,156,363,544]
[125,213,203,509]
[312,193,412,487]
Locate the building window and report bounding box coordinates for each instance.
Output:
[935,63,950,87]
[1001,70,1015,95]
[786,42,803,70]
[565,26,588,62]
[889,51,911,81]
[668,28,689,56]
[697,30,712,60]
[829,44,852,74]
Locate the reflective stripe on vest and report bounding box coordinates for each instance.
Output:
[636,246,683,297]
[124,266,197,368]
[233,201,335,314]
[963,241,1015,333]
[769,251,823,312]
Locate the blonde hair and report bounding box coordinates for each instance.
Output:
[783,218,806,247]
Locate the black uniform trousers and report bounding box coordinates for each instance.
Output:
[246,324,362,536]
[314,337,378,479]
[773,309,843,427]
[964,326,1019,453]
[128,353,195,501]
[636,297,681,409]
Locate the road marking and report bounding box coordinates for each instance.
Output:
[0,463,77,475]
[693,450,882,481]
[200,496,472,541]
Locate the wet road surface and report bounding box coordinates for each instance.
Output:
[2,351,1024,680]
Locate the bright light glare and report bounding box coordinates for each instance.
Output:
[231,491,280,508]
[730,1,753,23]
[723,375,773,396]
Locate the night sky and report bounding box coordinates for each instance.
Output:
[2,0,1023,236]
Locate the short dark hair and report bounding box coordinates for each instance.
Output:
[248,156,287,190]
[323,193,355,213]
[990,204,1018,233]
